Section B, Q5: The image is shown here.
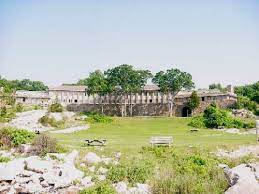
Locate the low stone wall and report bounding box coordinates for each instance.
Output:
[67,99,237,117]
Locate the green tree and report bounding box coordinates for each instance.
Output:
[186,91,200,115]
[83,70,111,114]
[152,68,194,117]
[105,64,152,116]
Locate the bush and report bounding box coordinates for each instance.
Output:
[49,103,63,112]
[107,161,152,184]
[189,103,255,129]
[0,127,35,147]
[15,103,23,112]
[0,155,10,163]
[188,115,206,128]
[32,134,58,156]
[86,112,113,124]
[0,106,7,117]
[80,182,116,194]
[39,115,65,128]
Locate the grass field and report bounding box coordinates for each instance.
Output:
[51,117,256,153]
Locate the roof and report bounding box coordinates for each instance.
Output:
[49,85,87,92]
[142,85,160,91]
[15,90,50,99]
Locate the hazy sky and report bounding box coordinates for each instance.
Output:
[0,0,258,88]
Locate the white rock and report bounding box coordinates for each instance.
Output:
[0,158,25,181]
[89,166,95,172]
[81,176,93,187]
[101,157,113,165]
[115,152,122,160]
[98,167,108,175]
[98,175,106,181]
[80,163,86,167]
[136,183,150,193]
[225,164,259,194]
[25,156,55,173]
[84,152,101,164]
[114,181,128,194]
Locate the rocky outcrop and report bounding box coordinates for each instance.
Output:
[114,182,151,194]
[216,145,259,158]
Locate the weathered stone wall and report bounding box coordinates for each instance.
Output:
[67,99,237,117]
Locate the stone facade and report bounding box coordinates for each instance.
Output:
[15,84,237,117]
[15,91,50,106]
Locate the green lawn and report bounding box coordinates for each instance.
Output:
[51,117,256,153]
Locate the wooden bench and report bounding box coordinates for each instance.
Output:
[84,139,107,146]
[150,136,173,147]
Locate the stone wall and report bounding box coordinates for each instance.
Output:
[67,99,237,117]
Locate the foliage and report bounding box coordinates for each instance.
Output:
[32,134,59,156]
[235,81,259,103]
[0,156,10,163]
[0,106,7,117]
[189,103,256,129]
[188,115,206,128]
[0,76,48,93]
[79,182,116,194]
[85,112,113,123]
[186,91,200,111]
[142,147,228,194]
[0,127,35,147]
[209,83,227,92]
[15,103,23,112]
[152,68,194,116]
[38,115,65,128]
[49,103,63,112]
[107,161,152,184]
[233,96,258,116]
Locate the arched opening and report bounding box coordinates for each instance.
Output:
[182,106,191,117]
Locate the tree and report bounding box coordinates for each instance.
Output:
[82,70,111,114]
[152,68,194,117]
[105,64,152,116]
[186,91,200,115]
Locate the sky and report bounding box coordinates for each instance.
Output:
[0,0,258,88]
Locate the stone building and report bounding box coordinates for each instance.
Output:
[15,91,50,106]
[15,84,237,117]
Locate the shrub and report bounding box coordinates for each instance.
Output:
[39,115,65,128]
[0,127,35,147]
[107,161,152,184]
[0,156,10,163]
[86,113,113,124]
[15,103,23,112]
[80,182,116,194]
[49,103,63,112]
[0,106,7,117]
[32,134,58,156]
[188,115,206,128]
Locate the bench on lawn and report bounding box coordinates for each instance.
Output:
[150,136,173,147]
[84,139,107,146]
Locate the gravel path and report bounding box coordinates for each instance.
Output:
[9,109,50,132]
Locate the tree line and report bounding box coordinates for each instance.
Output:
[0,77,48,93]
[77,64,194,117]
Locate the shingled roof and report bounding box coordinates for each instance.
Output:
[15,91,50,99]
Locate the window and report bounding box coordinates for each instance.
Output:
[202,97,205,101]
[85,93,87,96]
[22,97,26,102]
[74,99,78,103]
[149,99,152,103]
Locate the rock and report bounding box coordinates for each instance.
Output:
[0,185,10,193]
[84,152,101,164]
[25,156,55,173]
[81,176,93,187]
[98,167,108,175]
[0,158,25,181]
[114,152,122,160]
[216,145,259,158]
[224,128,240,134]
[225,164,259,194]
[49,112,64,121]
[136,183,150,193]
[218,163,230,172]
[98,175,106,181]
[114,181,128,194]
[232,109,255,118]
[88,166,95,172]
[17,143,33,155]
[101,157,113,165]
[24,181,44,193]
[80,163,86,168]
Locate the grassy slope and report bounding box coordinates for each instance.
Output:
[51,117,256,153]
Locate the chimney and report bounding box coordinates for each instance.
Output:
[226,85,234,93]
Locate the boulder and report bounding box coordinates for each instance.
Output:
[225,164,259,194]
[0,158,25,181]
[101,157,113,165]
[81,176,93,187]
[98,167,108,175]
[114,181,128,194]
[25,156,55,173]
[98,175,106,181]
[84,152,101,164]
[88,166,95,172]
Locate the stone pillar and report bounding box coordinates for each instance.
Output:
[146,92,149,104]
